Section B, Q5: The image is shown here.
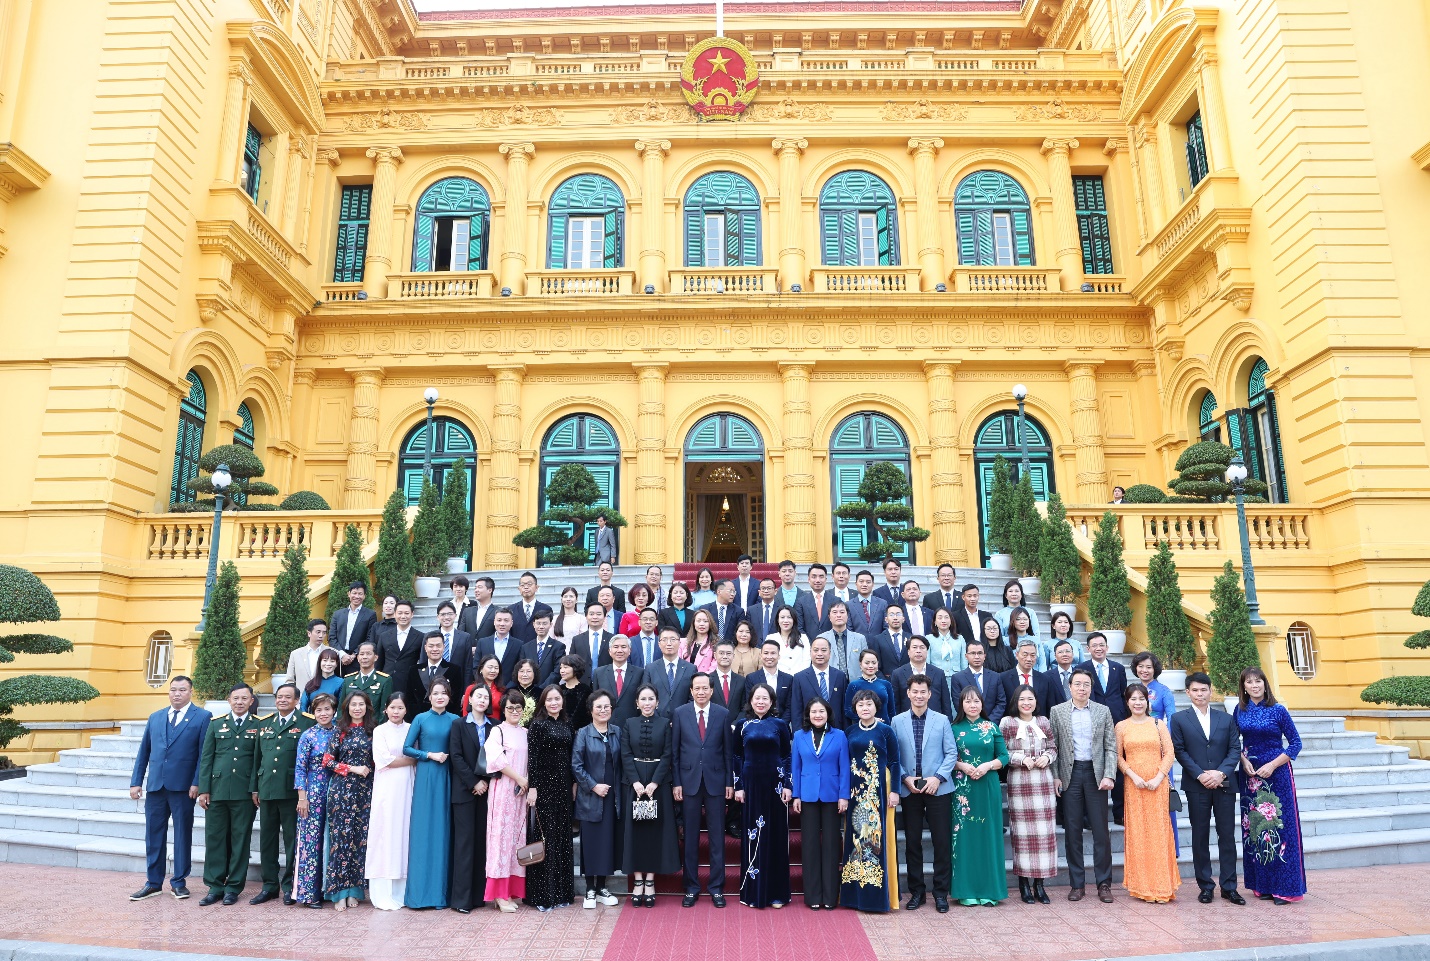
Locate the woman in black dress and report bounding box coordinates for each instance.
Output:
[573,689,623,908]
[323,691,375,909]
[557,654,593,731]
[621,684,679,906]
[525,684,575,911]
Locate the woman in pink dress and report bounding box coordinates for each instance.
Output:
[364,693,415,910]
[684,608,718,672]
[484,688,531,912]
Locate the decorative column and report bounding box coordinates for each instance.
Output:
[1106,136,1146,248]
[498,142,533,295]
[215,63,252,185]
[923,361,967,563]
[362,146,403,298]
[342,368,383,509]
[632,362,669,564]
[1065,360,1110,503]
[772,138,808,292]
[304,148,339,258]
[907,137,946,291]
[1134,119,1167,226]
[1194,45,1234,172]
[281,135,306,236]
[779,362,817,561]
[486,365,525,569]
[1040,138,1083,290]
[634,139,670,293]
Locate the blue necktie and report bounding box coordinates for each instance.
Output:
[537,640,546,664]
[819,672,829,700]
[667,662,676,690]
[975,671,984,693]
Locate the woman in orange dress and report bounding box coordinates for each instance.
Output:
[1115,682,1180,903]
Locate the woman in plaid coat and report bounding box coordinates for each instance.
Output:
[1000,684,1059,904]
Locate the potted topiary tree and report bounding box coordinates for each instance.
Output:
[193,561,247,706]
[512,464,628,566]
[1144,540,1197,690]
[986,455,1015,571]
[373,490,415,604]
[1087,510,1132,653]
[1361,578,1430,708]
[1039,492,1081,623]
[409,478,446,598]
[1206,559,1261,706]
[1122,483,1168,504]
[0,565,100,765]
[439,458,471,575]
[831,461,931,562]
[259,544,311,692]
[1007,473,1043,595]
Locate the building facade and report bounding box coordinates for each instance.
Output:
[2,0,1430,747]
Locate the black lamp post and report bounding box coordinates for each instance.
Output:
[422,386,439,480]
[1225,454,1266,626]
[1012,383,1031,479]
[195,463,232,632]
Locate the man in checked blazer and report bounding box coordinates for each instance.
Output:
[1049,667,1118,903]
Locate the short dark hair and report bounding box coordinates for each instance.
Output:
[475,577,495,592]
[960,583,979,595]
[659,625,683,639]
[519,571,537,583]
[954,684,986,723]
[906,673,931,692]
[598,560,614,570]
[855,569,874,581]
[827,600,847,615]
[1070,666,1096,686]
[714,636,735,649]
[501,689,526,713]
[436,600,455,615]
[713,578,732,591]
[532,610,552,623]
[831,562,850,575]
[778,559,795,571]
[229,682,254,696]
[452,575,469,589]
[1010,683,1038,715]
[559,653,587,680]
[761,638,782,651]
[274,682,299,698]
[901,579,920,591]
[596,511,608,521]
[587,688,614,714]
[586,601,605,615]
[737,553,754,564]
[423,630,444,643]
[964,638,987,653]
[1086,631,1108,646]
[743,682,781,720]
[307,618,326,632]
[357,639,379,654]
[808,563,827,575]
[1053,638,1074,652]
[1186,671,1213,690]
[802,695,834,731]
[348,581,368,593]
[1124,682,1150,709]
[907,634,929,650]
[759,577,776,588]
[850,687,884,715]
[883,558,901,570]
[936,563,955,575]
[394,599,414,613]
[170,675,193,688]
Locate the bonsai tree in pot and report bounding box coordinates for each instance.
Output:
[1144,540,1197,690]
[373,489,415,604]
[1168,441,1268,504]
[1087,510,1132,653]
[1039,492,1081,621]
[985,455,1015,570]
[326,523,371,621]
[1007,473,1043,593]
[180,443,279,510]
[193,561,247,702]
[512,464,628,566]
[1361,577,1430,708]
[1206,560,1261,700]
[439,459,471,574]
[409,478,447,598]
[259,544,312,688]
[832,461,931,563]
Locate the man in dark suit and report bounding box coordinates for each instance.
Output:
[1170,672,1246,905]
[872,557,904,606]
[748,639,794,716]
[869,604,911,674]
[922,564,962,619]
[585,561,626,613]
[475,608,522,686]
[898,580,932,638]
[745,578,787,644]
[848,570,890,637]
[892,635,952,717]
[1043,638,1079,702]
[951,583,996,649]
[593,635,641,727]
[999,638,1065,718]
[671,673,734,908]
[707,639,748,713]
[128,675,211,901]
[790,635,847,726]
[433,600,474,687]
[1079,631,1129,822]
[948,640,1007,724]
[457,576,497,640]
[699,578,742,642]
[521,611,563,685]
[376,600,423,699]
[329,582,377,676]
[410,632,462,714]
[507,571,553,643]
[732,554,760,611]
[621,607,660,672]
[793,563,835,639]
[640,626,697,717]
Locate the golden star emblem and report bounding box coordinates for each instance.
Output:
[707,50,731,73]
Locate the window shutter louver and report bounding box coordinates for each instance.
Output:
[603,210,621,268]
[684,209,704,268]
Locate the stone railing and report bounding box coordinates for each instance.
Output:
[951,266,1062,293]
[143,510,385,563]
[321,282,365,302]
[1080,275,1126,293]
[390,270,497,299]
[669,267,778,295]
[809,267,921,294]
[526,269,636,296]
[1065,504,1318,553]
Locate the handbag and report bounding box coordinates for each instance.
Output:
[516,807,546,866]
[1169,788,1184,813]
[631,796,658,821]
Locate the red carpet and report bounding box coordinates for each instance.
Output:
[672,563,782,585]
[601,896,877,961]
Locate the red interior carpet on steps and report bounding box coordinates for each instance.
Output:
[600,893,877,961]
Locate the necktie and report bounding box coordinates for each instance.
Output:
[1022,672,1031,686]
[525,603,533,621]
[763,604,771,634]
[615,667,624,696]
[698,710,706,741]
[722,674,730,704]
[861,599,870,622]
[1061,670,1070,694]
[1098,662,1107,689]
[168,709,177,728]
[718,606,726,635]
[945,592,953,610]
[667,662,676,690]
[819,672,829,700]
[537,640,546,665]
[234,715,243,730]
[814,593,823,619]
[975,672,983,693]
[643,637,654,664]
[443,633,452,660]
[893,633,902,653]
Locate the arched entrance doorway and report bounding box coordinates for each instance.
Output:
[684,412,765,563]
[973,411,1055,563]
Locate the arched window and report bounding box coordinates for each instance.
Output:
[169,371,206,505]
[538,414,621,566]
[973,411,1054,562]
[397,417,476,513]
[1198,392,1221,443]
[683,171,761,268]
[830,412,914,563]
[547,173,625,270]
[411,177,491,272]
[684,413,765,460]
[1244,358,1288,502]
[234,402,256,449]
[954,171,1034,267]
[818,171,899,267]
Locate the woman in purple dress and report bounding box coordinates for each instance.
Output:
[1234,667,1306,904]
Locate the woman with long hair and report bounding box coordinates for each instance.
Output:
[995,578,1041,640]
[690,566,717,607]
[685,608,718,672]
[622,684,679,906]
[525,685,576,911]
[1117,682,1180,903]
[450,685,493,913]
[948,684,1009,905]
[979,615,1016,675]
[462,655,503,721]
[619,584,653,637]
[1235,667,1306,904]
[1005,607,1039,663]
[733,683,793,908]
[658,582,693,637]
[365,693,414,911]
[292,693,338,907]
[552,586,585,645]
[770,606,810,676]
[1001,685,1057,905]
[402,678,458,908]
[729,617,761,676]
[484,689,531,912]
[324,691,375,909]
[927,606,965,682]
[300,648,344,713]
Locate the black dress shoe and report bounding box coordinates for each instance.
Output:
[1097,883,1114,904]
[171,884,190,900]
[249,890,278,905]
[222,893,238,906]
[1272,897,1291,905]
[282,894,296,906]
[303,901,323,909]
[711,894,727,908]
[905,893,925,910]
[455,907,471,914]
[1222,890,1246,906]
[682,893,698,908]
[129,883,163,901]
[1198,890,1214,904]
[1258,892,1273,901]
[934,896,949,913]
[198,892,223,906]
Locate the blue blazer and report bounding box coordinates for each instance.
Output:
[130,704,213,793]
[791,727,850,803]
[889,708,959,796]
[789,665,848,731]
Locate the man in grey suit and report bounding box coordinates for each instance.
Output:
[816,601,867,677]
[891,675,958,912]
[1049,667,1118,903]
[592,635,641,727]
[640,626,696,717]
[593,513,617,565]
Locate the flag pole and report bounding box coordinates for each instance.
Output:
[716,0,724,37]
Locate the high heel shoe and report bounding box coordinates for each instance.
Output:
[1018,878,1035,904]
[1033,880,1050,905]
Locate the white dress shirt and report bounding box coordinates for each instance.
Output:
[1193,703,1213,741]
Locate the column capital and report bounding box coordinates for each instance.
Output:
[350,367,385,387]
[907,136,945,156]
[632,361,670,374]
[772,137,808,156]
[1192,43,1218,72]
[318,148,341,167]
[922,359,962,377]
[228,60,254,86]
[634,139,671,159]
[499,142,535,161]
[1040,137,1080,157]
[1102,137,1128,157]
[1062,358,1104,375]
[365,146,404,167]
[490,363,527,379]
[777,360,815,375]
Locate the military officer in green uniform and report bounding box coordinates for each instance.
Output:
[340,640,392,712]
[196,683,259,905]
[247,682,313,905]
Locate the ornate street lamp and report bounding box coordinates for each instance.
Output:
[195,463,232,632]
[1225,454,1266,626]
[1012,383,1032,479]
[422,386,439,481]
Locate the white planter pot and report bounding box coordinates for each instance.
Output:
[1160,669,1187,692]
[1049,602,1078,622]
[445,557,466,575]
[203,699,230,716]
[1101,629,1127,654]
[414,576,441,599]
[269,673,291,694]
[989,553,1014,571]
[1224,696,1240,713]
[1020,576,1041,597]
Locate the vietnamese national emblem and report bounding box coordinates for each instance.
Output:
[680,37,759,120]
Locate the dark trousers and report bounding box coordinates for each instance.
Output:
[1061,761,1111,889]
[900,792,952,898]
[144,788,196,887]
[800,800,842,907]
[1185,783,1239,893]
[450,793,489,910]
[202,798,256,895]
[1111,770,1125,822]
[681,791,727,894]
[257,797,298,894]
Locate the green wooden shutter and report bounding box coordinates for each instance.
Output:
[332,185,372,283]
[602,210,621,268]
[467,212,489,271]
[1264,391,1289,502]
[956,209,979,265]
[1011,209,1033,266]
[1225,407,1255,484]
[1073,175,1115,275]
[1186,113,1209,188]
[834,464,869,558]
[737,210,760,266]
[875,205,892,265]
[684,209,704,267]
[547,214,567,269]
[242,125,262,202]
[820,210,844,265]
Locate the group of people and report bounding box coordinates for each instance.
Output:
[127,557,1308,914]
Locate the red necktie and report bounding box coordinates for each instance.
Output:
[698,710,707,741]
[722,674,730,704]
[1023,673,1032,686]
[615,667,624,696]
[861,599,870,621]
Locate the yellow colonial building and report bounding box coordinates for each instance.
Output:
[2,0,1430,755]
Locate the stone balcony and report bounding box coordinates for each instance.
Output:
[808,266,921,293]
[951,265,1063,293]
[669,267,779,295]
[526,268,637,296]
[194,185,313,326]
[1135,172,1253,311]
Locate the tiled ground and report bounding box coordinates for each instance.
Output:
[0,864,1426,961]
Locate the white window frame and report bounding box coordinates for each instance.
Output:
[857,212,878,267]
[567,215,604,270]
[704,212,726,267]
[992,212,1015,266]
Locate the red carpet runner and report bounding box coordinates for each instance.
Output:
[600,896,877,961]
